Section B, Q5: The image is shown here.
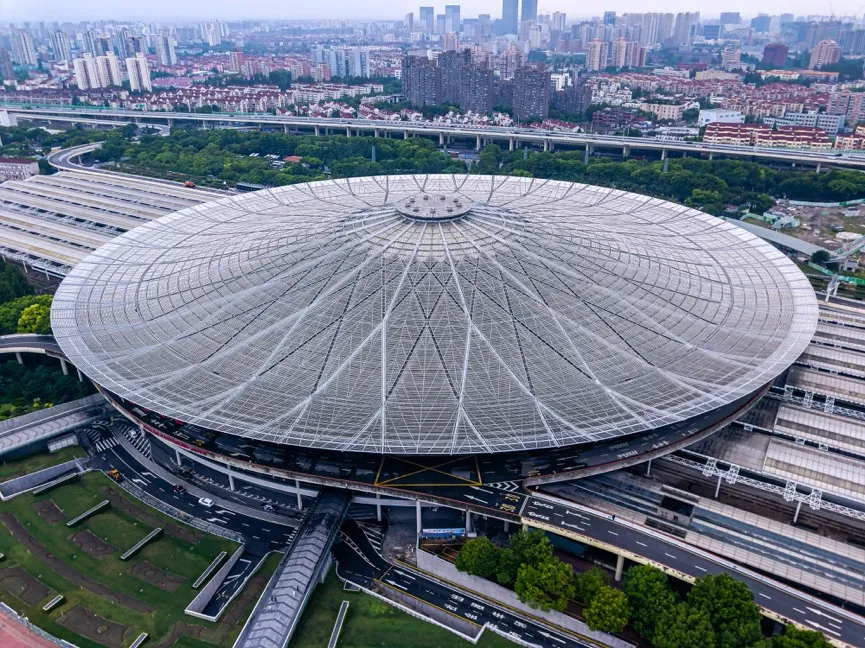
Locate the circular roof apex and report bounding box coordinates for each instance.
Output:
[395,192,473,221]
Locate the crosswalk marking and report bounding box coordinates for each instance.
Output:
[94,438,119,453]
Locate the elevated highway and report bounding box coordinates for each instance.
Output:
[4,104,863,170]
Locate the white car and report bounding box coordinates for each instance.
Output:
[198,497,214,508]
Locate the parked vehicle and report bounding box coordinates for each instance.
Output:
[198,497,214,507]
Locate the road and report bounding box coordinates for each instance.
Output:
[0,334,63,355]
[6,104,864,169]
[522,495,865,647]
[335,519,591,648]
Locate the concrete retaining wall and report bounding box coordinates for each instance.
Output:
[0,459,83,500]
[184,543,246,619]
[416,549,634,648]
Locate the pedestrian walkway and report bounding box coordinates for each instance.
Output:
[233,490,351,648]
[0,395,106,457]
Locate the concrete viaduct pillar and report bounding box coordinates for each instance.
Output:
[584,143,591,165]
[314,125,320,136]
[374,129,380,138]
[816,162,822,173]
[439,133,444,145]
[295,479,303,510]
[476,135,482,150]
[622,145,630,158]
[60,358,69,376]
[228,472,235,491]
[376,493,382,522]
[708,151,714,161]
[615,554,625,581]
[15,352,23,365]
[346,127,351,138]
[416,499,422,535]
[175,448,182,466]
[283,124,289,133]
[509,138,515,151]
[76,367,84,382]
[404,130,409,140]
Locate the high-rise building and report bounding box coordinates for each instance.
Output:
[442,33,460,51]
[126,53,152,92]
[720,12,741,25]
[552,12,566,32]
[95,52,123,87]
[155,35,177,66]
[701,24,723,40]
[72,54,99,89]
[721,48,741,69]
[0,49,15,82]
[128,36,147,56]
[809,40,841,69]
[405,13,414,30]
[751,15,771,33]
[603,11,617,25]
[513,65,549,121]
[93,37,113,57]
[402,55,440,105]
[672,12,698,45]
[585,39,609,71]
[83,30,98,56]
[420,7,435,33]
[347,49,370,77]
[609,39,645,69]
[439,49,470,104]
[459,64,493,113]
[762,43,789,67]
[502,0,518,34]
[228,50,245,73]
[50,31,72,63]
[445,5,461,33]
[521,0,538,23]
[11,30,38,67]
[202,21,222,46]
[841,29,865,55]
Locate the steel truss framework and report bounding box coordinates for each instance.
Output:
[52,175,818,455]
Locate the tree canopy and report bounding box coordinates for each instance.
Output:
[514,557,575,612]
[583,585,631,633]
[17,302,51,334]
[0,294,52,335]
[622,563,677,639]
[687,573,763,648]
[454,537,500,580]
[0,259,32,304]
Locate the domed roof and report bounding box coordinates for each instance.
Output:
[52,175,818,454]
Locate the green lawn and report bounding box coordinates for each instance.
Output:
[0,446,85,482]
[0,467,275,647]
[290,570,516,648]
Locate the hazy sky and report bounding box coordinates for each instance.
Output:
[2,0,861,23]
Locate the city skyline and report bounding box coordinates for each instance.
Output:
[1,0,860,23]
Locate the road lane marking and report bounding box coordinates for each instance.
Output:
[636,541,647,547]
[793,608,806,615]
[664,553,677,559]
[694,565,707,572]
[758,593,771,600]
[608,530,618,536]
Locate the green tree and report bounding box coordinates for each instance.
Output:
[622,564,678,639]
[574,565,608,606]
[17,303,51,334]
[0,294,51,335]
[0,259,32,304]
[687,573,762,648]
[653,603,717,648]
[496,529,554,585]
[771,625,832,648]
[514,558,575,612]
[454,537,500,579]
[583,586,631,633]
[811,250,831,265]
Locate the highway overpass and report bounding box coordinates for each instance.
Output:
[3,104,864,171]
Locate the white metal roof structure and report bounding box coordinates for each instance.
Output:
[51,175,819,455]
